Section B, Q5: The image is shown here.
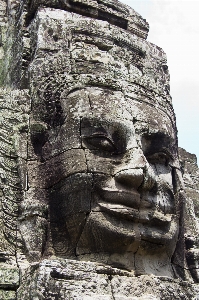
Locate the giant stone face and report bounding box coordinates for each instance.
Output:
[2,1,199,299]
[15,7,182,278]
[49,87,178,277]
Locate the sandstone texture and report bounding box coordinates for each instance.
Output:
[179,147,199,283]
[0,0,198,299]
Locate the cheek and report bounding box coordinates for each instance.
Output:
[153,164,175,213]
[27,149,87,189]
[49,173,93,256]
[49,173,93,218]
[155,164,173,188]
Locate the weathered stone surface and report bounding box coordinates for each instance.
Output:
[0,264,19,288]
[0,290,16,300]
[179,148,199,220]
[26,0,149,38]
[17,259,198,299]
[0,0,199,298]
[179,147,199,283]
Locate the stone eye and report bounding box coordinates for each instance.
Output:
[84,134,117,153]
[146,151,173,166]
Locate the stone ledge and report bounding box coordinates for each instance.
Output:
[26,0,149,39]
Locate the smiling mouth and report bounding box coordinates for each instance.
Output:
[97,186,173,228]
[98,187,141,209]
[98,201,172,227]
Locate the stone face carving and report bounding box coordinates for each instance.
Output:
[0,0,199,298]
[21,6,180,276]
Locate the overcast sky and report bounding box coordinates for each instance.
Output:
[121,0,199,162]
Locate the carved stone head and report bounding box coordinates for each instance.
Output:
[1,0,193,285]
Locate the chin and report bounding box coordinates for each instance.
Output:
[76,210,178,258]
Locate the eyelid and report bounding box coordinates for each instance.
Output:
[86,132,112,141]
[146,149,174,164]
[83,133,118,152]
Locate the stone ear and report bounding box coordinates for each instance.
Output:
[30,122,48,156]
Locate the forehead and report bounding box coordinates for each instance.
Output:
[29,8,176,142]
[29,8,169,95]
[61,87,176,140]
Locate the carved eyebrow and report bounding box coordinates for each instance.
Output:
[81,117,127,131]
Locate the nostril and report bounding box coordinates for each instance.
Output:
[114,169,144,189]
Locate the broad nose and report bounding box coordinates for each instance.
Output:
[114,147,156,191]
[115,168,144,190]
[115,165,156,191]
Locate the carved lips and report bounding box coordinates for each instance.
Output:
[97,187,173,229]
